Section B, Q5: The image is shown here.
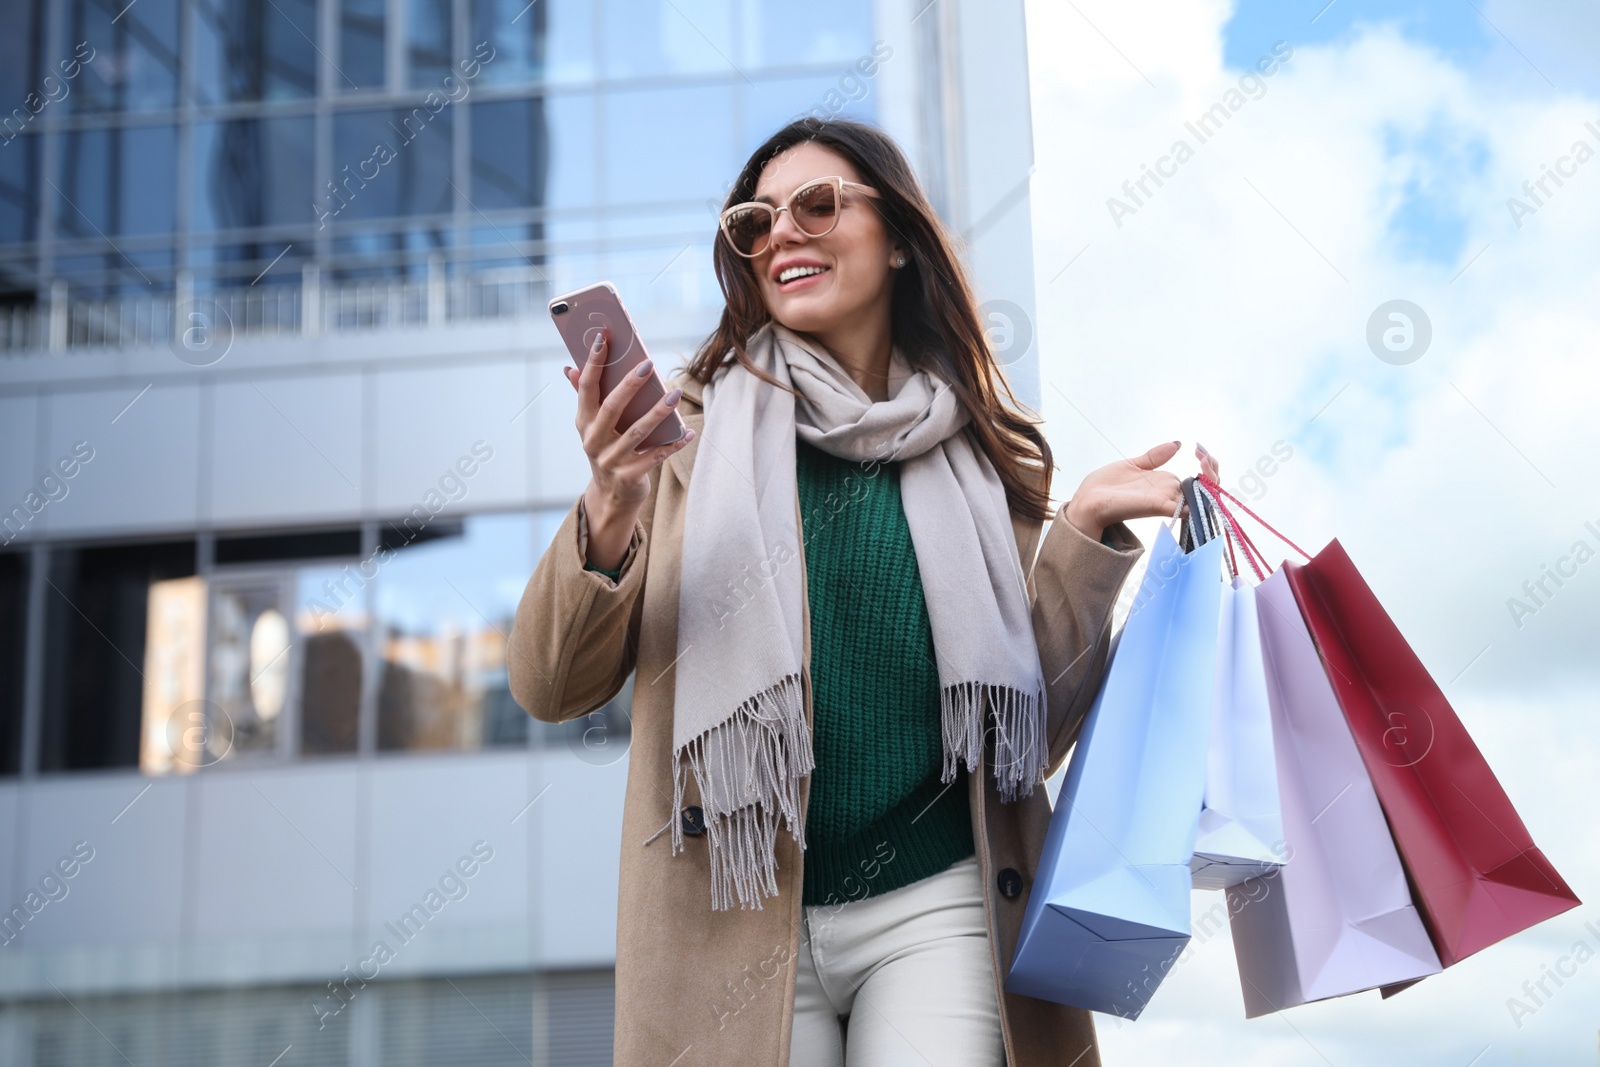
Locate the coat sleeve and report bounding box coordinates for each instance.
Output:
[1027,503,1145,779]
[507,468,660,725]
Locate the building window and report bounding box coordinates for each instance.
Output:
[199,529,368,766]
[41,539,198,772]
[375,513,531,752]
[206,573,295,760]
[0,551,26,776]
[191,0,318,104]
[295,565,366,756]
[66,0,182,114]
[11,511,604,773]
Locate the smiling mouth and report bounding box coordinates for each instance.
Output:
[776,265,830,288]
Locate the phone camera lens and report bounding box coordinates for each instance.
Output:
[551,302,570,314]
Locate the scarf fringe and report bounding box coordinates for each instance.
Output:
[941,680,1048,803]
[671,672,814,911]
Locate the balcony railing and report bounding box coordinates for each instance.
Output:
[0,259,554,356]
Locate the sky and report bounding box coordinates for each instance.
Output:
[1025,1,1600,1063]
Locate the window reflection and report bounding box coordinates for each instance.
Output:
[139,576,208,774]
[192,0,317,104]
[0,134,38,245]
[602,0,733,79]
[743,71,879,149]
[409,0,453,89]
[469,0,548,87]
[470,98,549,211]
[191,117,315,233]
[66,0,181,113]
[56,125,178,237]
[376,513,532,752]
[135,547,370,771]
[340,0,386,90]
[296,565,364,756]
[603,84,735,204]
[0,0,46,119]
[739,0,874,68]
[542,93,596,211]
[330,108,454,222]
[208,575,293,759]
[0,552,28,776]
[43,540,198,773]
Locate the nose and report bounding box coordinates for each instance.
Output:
[767,205,808,251]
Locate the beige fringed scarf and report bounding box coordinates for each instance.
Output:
[668,321,1048,911]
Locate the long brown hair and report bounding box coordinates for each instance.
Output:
[686,117,1055,522]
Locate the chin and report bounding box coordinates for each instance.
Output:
[768,297,844,336]
[772,310,830,336]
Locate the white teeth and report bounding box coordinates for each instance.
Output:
[778,265,827,284]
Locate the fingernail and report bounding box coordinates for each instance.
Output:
[591,332,604,351]
[635,359,653,378]
[685,428,697,441]
[665,386,682,405]
[1196,441,1210,454]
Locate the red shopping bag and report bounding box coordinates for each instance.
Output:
[1280,539,1579,968]
[1195,475,1580,976]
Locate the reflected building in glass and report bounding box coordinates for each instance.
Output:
[0,1,1041,1062]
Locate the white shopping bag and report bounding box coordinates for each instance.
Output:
[1225,569,1441,1017]
[1191,575,1286,890]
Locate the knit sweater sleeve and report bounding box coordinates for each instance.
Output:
[583,560,624,583]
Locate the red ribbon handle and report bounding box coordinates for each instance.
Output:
[1196,473,1313,576]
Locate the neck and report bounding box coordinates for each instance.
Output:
[804,308,895,402]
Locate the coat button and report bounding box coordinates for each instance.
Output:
[681,805,706,837]
[997,867,1024,899]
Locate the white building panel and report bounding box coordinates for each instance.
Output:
[209,374,367,527]
[372,362,531,517]
[41,384,203,537]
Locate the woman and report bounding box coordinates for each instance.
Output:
[509,117,1214,1067]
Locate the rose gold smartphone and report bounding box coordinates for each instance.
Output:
[549,281,687,452]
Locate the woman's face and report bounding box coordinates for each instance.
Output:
[744,142,902,336]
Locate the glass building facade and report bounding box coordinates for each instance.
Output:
[0,0,897,779]
[0,1,1039,1062]
[0,0,886,319]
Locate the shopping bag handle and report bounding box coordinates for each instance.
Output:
[1196,473,1313,575]
[1198,480,1270,579]
[1180,477,1212,549]
[1193,480,1244,579]
[1176,476,1245,579]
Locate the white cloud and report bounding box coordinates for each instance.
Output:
[1025,1,1600,1060]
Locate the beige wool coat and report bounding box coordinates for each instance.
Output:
[508,366,1146,1067]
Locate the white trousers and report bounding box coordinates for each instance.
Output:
[787,854,1006,1067]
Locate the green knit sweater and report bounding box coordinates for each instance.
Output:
[581,438,1115,908]
[792,436,975,906]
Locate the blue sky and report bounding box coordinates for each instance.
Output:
[1027,3,1600,1054]
[1226,2,1498,270]
[1222,0,1494,70]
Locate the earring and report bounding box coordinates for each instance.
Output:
[895,254,907,268]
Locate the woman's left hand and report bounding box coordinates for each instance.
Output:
[1062,440,1222,543]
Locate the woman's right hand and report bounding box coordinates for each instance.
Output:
[563,329,696,570]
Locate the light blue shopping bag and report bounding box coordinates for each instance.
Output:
[1006,523,1225,1018]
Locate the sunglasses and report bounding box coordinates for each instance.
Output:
[718,175,883,258]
